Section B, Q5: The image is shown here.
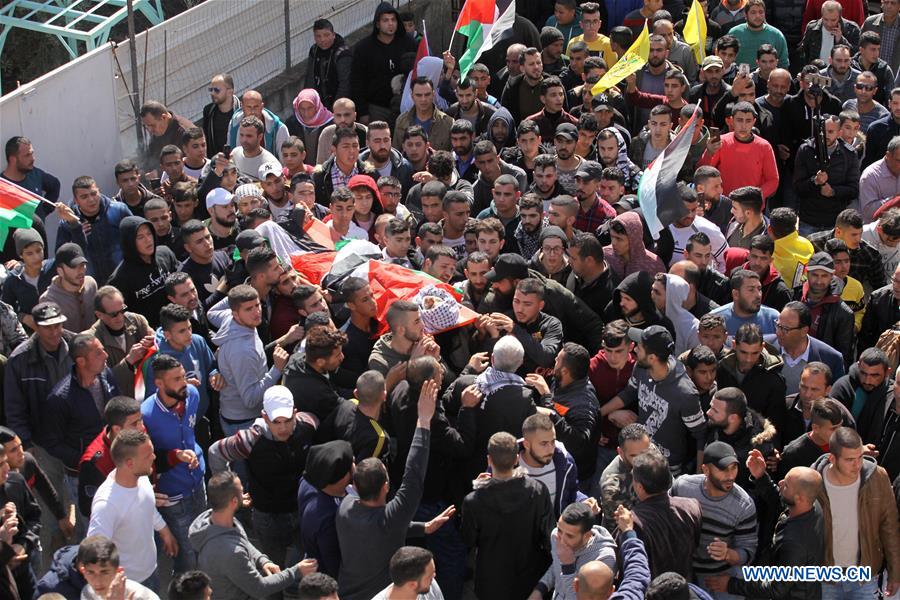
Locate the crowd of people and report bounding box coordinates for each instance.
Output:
[6,0,900,598]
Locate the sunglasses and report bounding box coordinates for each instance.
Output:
[208,87,222,93]
[103,305,128,317]
[855,84,877,91]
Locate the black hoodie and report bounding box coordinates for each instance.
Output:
[349,2,417,117]
[603,271,677,339]
[107,216,178,328]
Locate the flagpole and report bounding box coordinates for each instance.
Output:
[2,178,58,210]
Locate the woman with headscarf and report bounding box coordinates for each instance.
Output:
[285,89,333,166]
[661,273,700,355]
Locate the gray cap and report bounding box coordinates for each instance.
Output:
[13,229,43,257]
[539,225,568,246]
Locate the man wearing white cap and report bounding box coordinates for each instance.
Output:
[258,162,291,221]
[207,385,318,585]
[204,188,238,250]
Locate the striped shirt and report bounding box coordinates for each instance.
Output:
[670,474,758,577]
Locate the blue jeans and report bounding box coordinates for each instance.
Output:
[158,485,206,575]
[821,578,879,600]
[798,221,824,238]
[415,501,467,600]
[220,417,254,487]
[251,510,301,600]
[140,569,159,594]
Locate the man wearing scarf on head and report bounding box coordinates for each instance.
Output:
[285,89,334,166]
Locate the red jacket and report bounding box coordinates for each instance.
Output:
[77,430,114,517]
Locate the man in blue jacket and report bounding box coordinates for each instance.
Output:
[141,353,205,576]
[54,176,131,285]
[519,413,586,517]
[43,332,119,532]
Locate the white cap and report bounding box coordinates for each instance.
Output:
[263,385,294,420]
[206,187,234,210]
[258,161,284,180]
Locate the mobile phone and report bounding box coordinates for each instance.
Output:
[709,127,720,143]
[738,63,750,77]
[292,205,307,230]
[222,144,232,160]
[149,177,161,189]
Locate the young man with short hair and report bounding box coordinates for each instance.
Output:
[78,535,159,599]
[725,186,768,250]
[372,546,443,599]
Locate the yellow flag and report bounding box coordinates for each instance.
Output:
[682,0,707,65]
[591,23,651,95]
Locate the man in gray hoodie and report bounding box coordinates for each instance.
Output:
[531,501,618,600]
[188,471,317,600]
[210,285,288,437]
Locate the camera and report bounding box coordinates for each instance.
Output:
[803,73,831,95]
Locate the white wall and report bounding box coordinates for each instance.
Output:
[0,0,405,199]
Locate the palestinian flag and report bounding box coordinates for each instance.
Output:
[411,21,431,81]
[0,179,42,247]
[638,104,703,239]
[455,0,516,79]
[291,240,478,335]
[134,344,158,402]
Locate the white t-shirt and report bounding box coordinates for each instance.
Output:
[824,466,861,568]
[82,580,159,600]
[371,580,445,600]
[87,472,167,582]
[668,215,729,273]
[231,147,280,181]
[518,455,558,506]
[328,220,369,241]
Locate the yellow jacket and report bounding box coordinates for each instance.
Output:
[841,275,866,332]
[774,231,814,288]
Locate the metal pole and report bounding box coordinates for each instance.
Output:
[284,0,291,72]
[126,0,143,155]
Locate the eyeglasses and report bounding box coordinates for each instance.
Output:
[542,245,565,254]
[774,319,803,333]
[855,84,877,91]
[208,87,221,93]
[103,305,128,317]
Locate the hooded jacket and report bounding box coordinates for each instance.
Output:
[107,217,178,328]
[741,259,792,311]
[189,510,301,600]
[304,33,352,109]
[664,274,700,355]
[347,173,384,243]
[618,357,706,470]
[830,363,894,445]
[600,127,643,192]
[143,328,216,418]
[349,3,418,117]
[543,378,600,480]
[774,231,815,289]
[792,279,855,366]
[603,212,666,280]
[55,195,131,285]
[35,544,86,599]
[519,440,585,517]
[535,525,618,600]
[716,346,788,427]
[604,271,677,338]
[210,315,283,422]
[481,106,517,150]
[812,453,900,579]
[706,408,778,489]
[226,107,289,155]
[461,472,555,600]
[297,477,343,578]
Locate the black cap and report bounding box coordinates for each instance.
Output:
[31,302,67,327]
[627,325,674,357]
[540,26,564,47]
[235,230,266,252]
[55,243,88,268]
[554,122,578,141]
[575,160,604,181]
[486,254,529,283]
[806,251,835,273]
[703,441,739,469]
[591,93,613,112]
[303,440,354,490]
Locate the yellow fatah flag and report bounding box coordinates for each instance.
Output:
[683,0,707,65]
[591,23,651,95]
